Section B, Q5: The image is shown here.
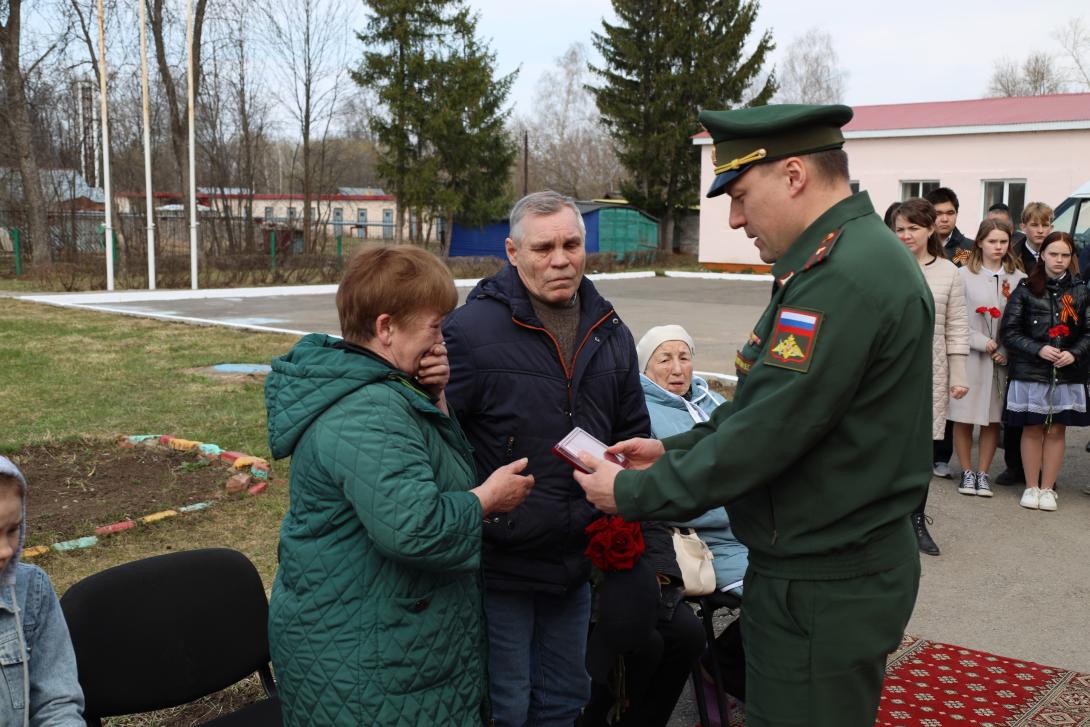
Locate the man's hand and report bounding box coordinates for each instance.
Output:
[416,342,450,394]
[572,453,624,514]
[606,438,665,470]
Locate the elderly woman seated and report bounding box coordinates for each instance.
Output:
[265,246,535,727]
[636,325,748,595]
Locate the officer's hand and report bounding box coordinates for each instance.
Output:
[606,438,665,470]
[573,453,622,514]
[950,385,969,400]
[1055,351,1076,368]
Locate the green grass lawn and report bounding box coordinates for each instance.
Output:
[1,299,296,592]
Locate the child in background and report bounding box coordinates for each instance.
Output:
[950,220,1027,496]
[0,456,84,726]
[1016,202,1054,273]
[1000,233,1090,512]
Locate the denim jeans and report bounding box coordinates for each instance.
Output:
[485,584,592,727]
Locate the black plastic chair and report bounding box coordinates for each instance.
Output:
[688,589,742,727]
[60,548,281,726]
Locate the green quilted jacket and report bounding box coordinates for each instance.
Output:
[266,333,489,726]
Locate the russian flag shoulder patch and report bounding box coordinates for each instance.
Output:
[764,306,824,373]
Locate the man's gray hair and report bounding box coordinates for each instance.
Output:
[508,191,586,245]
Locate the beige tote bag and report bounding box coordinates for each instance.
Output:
[671,527,716,596]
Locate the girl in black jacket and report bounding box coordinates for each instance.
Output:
[1000,232,1090,512]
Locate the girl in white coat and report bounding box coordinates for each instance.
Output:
[950,220,1026,496]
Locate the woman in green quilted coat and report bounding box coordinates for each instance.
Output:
[265,247,535,726]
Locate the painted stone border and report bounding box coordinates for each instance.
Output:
[23,434,273,560]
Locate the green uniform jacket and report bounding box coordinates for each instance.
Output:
[616,193,934,580]
[265,334,488,726]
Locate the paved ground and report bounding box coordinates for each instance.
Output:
[22,276,1090,721]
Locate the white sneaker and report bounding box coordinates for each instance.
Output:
[958,470,977,495]
[1020,487,1040,510]
[932,461,953,479]
[1039,489,1058,511]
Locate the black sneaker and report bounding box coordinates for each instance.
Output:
[994,468,1024,486]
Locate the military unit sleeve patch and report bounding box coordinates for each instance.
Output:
[764,306,824,373]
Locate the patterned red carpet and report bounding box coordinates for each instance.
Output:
[714,635,1090,726]
[877,635,1090,726]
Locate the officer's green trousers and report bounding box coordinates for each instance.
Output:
[740,556,920,727]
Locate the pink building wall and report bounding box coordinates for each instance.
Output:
[696,129,1090,269]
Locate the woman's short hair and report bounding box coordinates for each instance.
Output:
[967,219,1020,274]
[336,246,458,343]
[1026,232,1079,296]
[890,198,945,259]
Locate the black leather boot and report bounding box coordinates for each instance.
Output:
[911,512,940,556]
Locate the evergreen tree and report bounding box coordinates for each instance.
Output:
[424,11,516,254]
[590,0,776,252]
[354,1,515,250]
[354,0,448,244]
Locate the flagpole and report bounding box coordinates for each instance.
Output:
[96,0,113,290]
[185,0,198,289]
[138,0,156,289]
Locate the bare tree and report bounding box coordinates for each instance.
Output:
[774,28,846,105]
[0,0,69,267]
[1055,17,1090,91]
[987,52,1067,97]
[514,43,623,199]
[264,0,347,253]
[148,0,209,229]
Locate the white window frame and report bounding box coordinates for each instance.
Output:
[900,180,940,200]
[981,179,1027,219]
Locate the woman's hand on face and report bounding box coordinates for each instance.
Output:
[473,458,534,517]
[1054,351,1076,368]
[985,339,998,354]
[416,343,450,395]
[606,438,665,470]
[950,386,969,400]
[1038,345,1062,363]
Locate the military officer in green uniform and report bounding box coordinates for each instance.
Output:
[574,104,934,727]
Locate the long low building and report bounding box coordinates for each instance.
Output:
[694,92,1090,271]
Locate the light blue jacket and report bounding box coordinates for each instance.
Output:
[641,375,748,593]
[0,457,84,727]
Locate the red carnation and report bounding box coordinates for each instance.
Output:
[1048,325,1070,339]
[989,307,1001,319]
[975,306,988,314]
[585,516,644,571]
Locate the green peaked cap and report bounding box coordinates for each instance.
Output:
[699,104,854,198]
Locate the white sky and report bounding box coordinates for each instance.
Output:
[469,0,1088,112]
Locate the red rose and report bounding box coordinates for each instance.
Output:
[989,307,1001,319]
[584,516,645,571]
[975,306,988,314]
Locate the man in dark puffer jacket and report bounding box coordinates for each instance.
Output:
[444,191,650,727]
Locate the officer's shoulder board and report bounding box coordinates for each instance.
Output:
[764,306,824,373]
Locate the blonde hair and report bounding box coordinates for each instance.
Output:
[967,219,1020,274]
[1021,202,1054,225]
